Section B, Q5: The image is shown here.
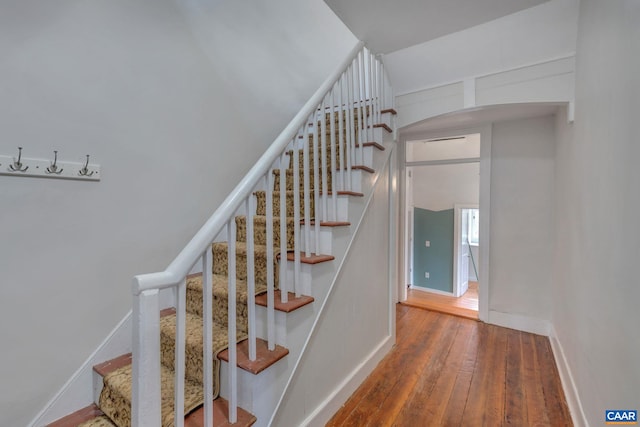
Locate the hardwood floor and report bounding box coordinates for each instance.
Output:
[402,281,479,320]
[327,305,572,427]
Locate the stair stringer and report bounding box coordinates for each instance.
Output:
[268,136,396,426]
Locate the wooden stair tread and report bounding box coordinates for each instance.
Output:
[284,252,335,264]
[218,338,289,375]
[357,141,385,151]
[93,353,132,377]
[373,123,392,133]
[351,165,375,173]
[302,220,350,227]
[46,404,109,427]
[321,190,364,197]
[255,290,314,312]
[381,108,398,115]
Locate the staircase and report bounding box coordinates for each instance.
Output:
[39,44,396,427]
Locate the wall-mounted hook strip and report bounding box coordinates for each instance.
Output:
[45,150,64,174]
[8,147,29,172]
[78,154,94,177]
[0,151,100,181]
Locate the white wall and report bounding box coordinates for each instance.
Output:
[0,1,356,425]
[384,0,579,95]
[552,1,640,424]
[411,163,479,211]
[489,115,555,323]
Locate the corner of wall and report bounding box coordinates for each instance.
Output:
[549,325,589,427]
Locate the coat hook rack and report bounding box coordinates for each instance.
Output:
[8,147,29,172]
[45,150,64,174]
[1,149,100,181]
[78,155,94,177]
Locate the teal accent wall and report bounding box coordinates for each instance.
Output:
[413,208,454,292]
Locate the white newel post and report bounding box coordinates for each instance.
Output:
[132,288,162,427]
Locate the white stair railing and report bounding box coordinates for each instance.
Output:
[130,41,392,426]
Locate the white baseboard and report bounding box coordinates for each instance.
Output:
[488,310,551,336]
[549,325,589,427]
[300,335,394,427]
[28,311,133,427]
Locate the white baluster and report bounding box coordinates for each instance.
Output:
[279,151,288,303]
[202,250,214,426]
[303,117,312,257]
[347,63,356,186]
[367,51,376,141]
[330,86,337,221]
[338,72,346,192]
[320,98,328,222]
[357,50,366,166]
[265,174,275,351]
[293,129,302,297]
[227,220,237,423]
[174,279,186,427]
[312,109,321,256]
[376,56,382,124]
[244,197,256,362]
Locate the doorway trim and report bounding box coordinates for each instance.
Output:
[398,124,491,322]
[454,204,479,297]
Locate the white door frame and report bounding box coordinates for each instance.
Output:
[398,124,491,322]
[454,204,478,297]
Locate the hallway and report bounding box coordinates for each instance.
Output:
[327,305,572,426]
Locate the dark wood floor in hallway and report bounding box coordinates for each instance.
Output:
[327,304,572,427]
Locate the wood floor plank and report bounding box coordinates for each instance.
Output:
[392,318,462,426]
[376,314,458,426]
[439,320,479,426]
[534,334,573,425]
[485,324,508,425]
[328,305,572,427]
[504,329,528,425]
[522,333,551,426]
[411,319,476,426]
[458,323,495,426]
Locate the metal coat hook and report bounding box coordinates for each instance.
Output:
[78,154,94,177]
[45,151,64,174]
[9,147,29,172]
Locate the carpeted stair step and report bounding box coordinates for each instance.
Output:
[235,215,296,250]
[159,312,246,394]
[272,168,332,192]
[254,190,315,218]
[186,273,267,335]
[99,361,204,427]
[286,142,380,172]
[213,241,279,289]
[322,106,368,123]
[286,144,347,170]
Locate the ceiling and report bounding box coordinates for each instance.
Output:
[324,0,549,54]
[402,103,561,139]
